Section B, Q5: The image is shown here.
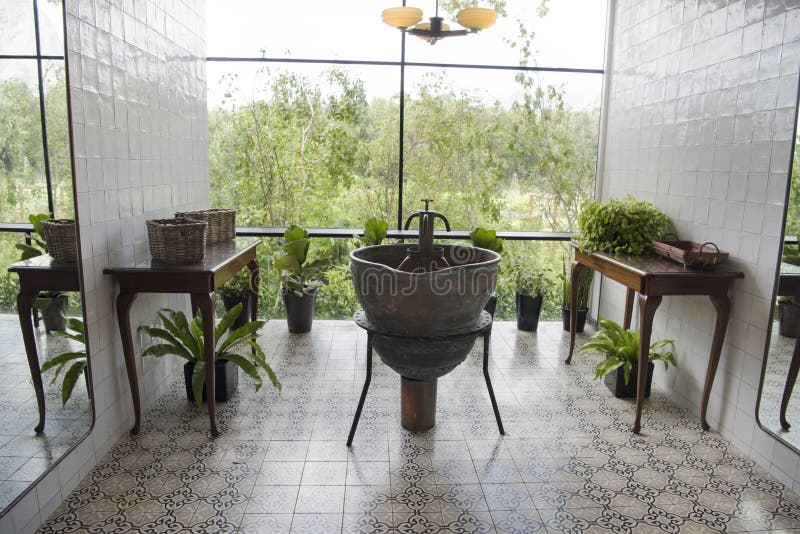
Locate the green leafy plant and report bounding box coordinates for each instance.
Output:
[511,261,551,297]
[561,252,592,309]
[218,270,253,300]
[40,318,87,406]
[576,196,670,256]
[470,227,504,253]
[16,213,50,260]
[274,225,329,296]
[138,303,280,407]
[362,218,389,246]
[578,317,677,385]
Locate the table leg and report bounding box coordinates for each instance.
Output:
[633,293,661,434]
[623,288,635,330]
[701,294,731,431]
[566,261,589,364]
[116,291,141,435]
[483,327,505,435]
[17,291,46,433]
[780,337,800,430]
[347,332,373,447]
[191,293,219,437]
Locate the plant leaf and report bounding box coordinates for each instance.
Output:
[219,352,262,391]
[41,351,86,373]
[142,344,192,360]
[61,361,86,407]
[283,224,308,243]
[216,303,244,340]
[191,360,206,408]
[218,320,264,354]
[248,340,281,392]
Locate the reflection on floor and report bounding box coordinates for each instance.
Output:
[0,314,92,510]
[40,320,800,533]
[761,322,800,451]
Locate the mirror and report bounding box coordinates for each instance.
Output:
[758,76,800,450]
[0,0,93,513]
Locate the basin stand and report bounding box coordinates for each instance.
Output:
[347,312,505,447]
[401,377,437,431]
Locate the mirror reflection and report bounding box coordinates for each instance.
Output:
[0,0,92,512]
[760,81,800,450]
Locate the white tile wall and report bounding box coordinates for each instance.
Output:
[601,0,800,490]
[0,1,208,531]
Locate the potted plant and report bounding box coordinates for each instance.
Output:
[138,303,280,405]
[40,318,89,406]
[470,227,504,317]
[561,252,593,333]
[512,261,550,332]
[578,317,677,398]
[274,225,327,333]
[576,195,670,255]
[218,270,254,331]
[361,218,389,246]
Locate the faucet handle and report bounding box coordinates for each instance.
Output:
[420,198,434,211]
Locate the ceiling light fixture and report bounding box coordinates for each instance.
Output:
[381,1,497,45]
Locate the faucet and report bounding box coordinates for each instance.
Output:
[403,199,451,256]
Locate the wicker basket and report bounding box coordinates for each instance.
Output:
[41,219,78,262]
[146,218,207,264]
[175,209,236,243]
[652,240,729,268]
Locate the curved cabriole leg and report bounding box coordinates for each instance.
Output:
[192,293,219,437]
[633,293,661,434]
[116,291,141,435]
[702,293,732,431]
[18,291,46,433]
[565,261,589,364]
[623,288,635,330]
[781,339,800,430]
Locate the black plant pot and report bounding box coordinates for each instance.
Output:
[779,300,800,337]
[484,292,498,318]
[42,294,68,333]
[604,361,654,398]
[183,359,239,402]
[562,306,588,333]
[283,289,316,333]
[516,292,543,332]
[222,294,251,330]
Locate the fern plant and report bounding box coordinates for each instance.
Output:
[578,317,677,385]
[138,303,280,407]
[40,318,87,406]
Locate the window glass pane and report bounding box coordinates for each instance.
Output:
[207,62,400,227]
[0,60,48,222]
[404,0,606,69]
[206,0,400,62]
[0,1,36,55]
[43,60,71,218]
[403,67,602,232]
[0,232,22,312]
[37,0,65,57]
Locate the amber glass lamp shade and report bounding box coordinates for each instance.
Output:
[455,7,497,30]
[382,7,423,28]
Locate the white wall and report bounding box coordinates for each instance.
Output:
[601,0,800,490]
[0,1,208,532]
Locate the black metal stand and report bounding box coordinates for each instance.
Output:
[347,311,504,447]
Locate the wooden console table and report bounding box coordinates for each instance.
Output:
[777,262,800,430]
[104,237,260,437]
[565,243,744,434]
[9,255,81,433]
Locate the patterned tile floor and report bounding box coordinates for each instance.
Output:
[0,314,91,510]
[39,320,800,533]
[760,322,800,451]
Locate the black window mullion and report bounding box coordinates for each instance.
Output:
[32,0,55,218]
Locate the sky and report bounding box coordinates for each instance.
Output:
[205,0,608,110]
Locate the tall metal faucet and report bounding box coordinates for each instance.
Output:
[403,199,451,256]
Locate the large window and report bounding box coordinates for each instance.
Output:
[206,0,607,233]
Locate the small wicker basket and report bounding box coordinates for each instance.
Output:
[175,209,236,243]
[41,219,78,262]
[146,218,207,264]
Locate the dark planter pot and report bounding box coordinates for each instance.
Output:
[222,294,251,330]
[779,300,800,338]
[604,361,654,398]
[283,289,316,333]
[42,294,68,333]
[484,292,498,318]
[516,292,543,332]
[183,359,239,402]
[562,306,588,333]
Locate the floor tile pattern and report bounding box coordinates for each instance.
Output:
[38,320,800,533]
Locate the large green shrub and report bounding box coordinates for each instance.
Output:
[576,196,670,256]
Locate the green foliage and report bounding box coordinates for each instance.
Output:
[138,304,280,407]
[15,213,49,260]
[362,218,388,246]
[40,318,87,407]
[274,225,329,296]
[576,196,670,256]
[470,227,504,253]
[218,270,253,300]
[578,317,678,385]
[561,252,593,309]
[510,260,551,297]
